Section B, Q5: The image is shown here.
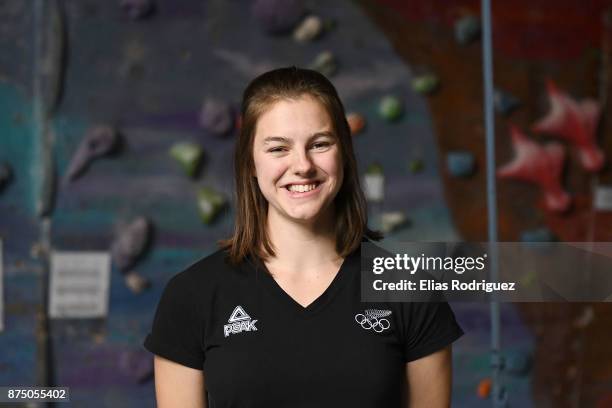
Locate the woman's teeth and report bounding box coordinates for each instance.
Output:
[287,183,318,192]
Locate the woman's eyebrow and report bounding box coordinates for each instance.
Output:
[263,131,335,144]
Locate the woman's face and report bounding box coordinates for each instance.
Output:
[252,94,344,226]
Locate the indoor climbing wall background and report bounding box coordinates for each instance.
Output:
[0,0,611,407]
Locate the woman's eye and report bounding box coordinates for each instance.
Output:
[268,142,330,153]
[312,142,330,149]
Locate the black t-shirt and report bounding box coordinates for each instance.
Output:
[143,238,464,407]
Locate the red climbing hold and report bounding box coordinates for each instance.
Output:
[497,125,570,212]
[532,79,604,172]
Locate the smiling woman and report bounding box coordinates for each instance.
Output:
[143,66,464,408]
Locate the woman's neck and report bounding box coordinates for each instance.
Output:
[264,209,341,274]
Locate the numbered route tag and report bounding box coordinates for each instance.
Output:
[48,251,111,318]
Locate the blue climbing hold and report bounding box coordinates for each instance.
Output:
[494,88,521,115]
[504,351,533,376]
[520,227,556,242]
[447,151,475,177]
[454,15,481,45]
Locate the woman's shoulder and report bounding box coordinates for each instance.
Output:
[166,247,235,292]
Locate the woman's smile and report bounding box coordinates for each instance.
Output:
[283,180,323,198]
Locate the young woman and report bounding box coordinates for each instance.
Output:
[144,66,464,407]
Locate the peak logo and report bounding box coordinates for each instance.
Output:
[224,305,258,337]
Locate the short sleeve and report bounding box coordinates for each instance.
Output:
[143,273,205,370]
[401,300,464,362]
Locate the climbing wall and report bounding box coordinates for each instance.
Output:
[0,0,475,406]
[4,0,610,406]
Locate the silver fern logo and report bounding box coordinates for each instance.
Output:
[355,309,392,333]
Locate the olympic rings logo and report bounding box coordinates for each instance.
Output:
[355,312,391,333]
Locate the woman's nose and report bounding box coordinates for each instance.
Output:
[291,149,315,174]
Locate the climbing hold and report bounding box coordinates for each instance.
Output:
[0,162,13,192]
[235,114,242,132]
[412,74,439,95]
[366,163,383,175]
[119,0,155,20]
[504,351,532,376]
[532,79,604,172]
[111,216,151,273]
[447,151,475,178]
[408,158,424,174]
[454,15,481,45]
[169,142,204,178]
[477,378,492,399]
[309,51,337,77]
[293,15,323,43]
[494,88,521,116]
[199,98,234,136]
[124,271,151,294]
[346,112,365,135]
[251,0,305,35]
[520,227,556,242]
[118,350,154,384]
[64,125,119,184]
[381,211,410,233]
[378,96,403,122]
[92,332,105,344]
[197,187,227,224]
[497,125,570,212]
[573,305,594,329]
[363,163,385,202]
[322,17,336,33]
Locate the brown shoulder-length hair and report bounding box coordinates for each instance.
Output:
[217,66,383,266]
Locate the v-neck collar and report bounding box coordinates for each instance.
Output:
[247,241,362,319]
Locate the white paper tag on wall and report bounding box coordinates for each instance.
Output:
[594,186,612,211]
[49,251,111,318]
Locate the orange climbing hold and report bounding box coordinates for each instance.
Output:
[477,378,492,399]
[347,112,365,135]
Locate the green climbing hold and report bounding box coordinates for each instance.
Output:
[409,159,424,174]
[378,96,403,122]
[310,51,337,77]
[412,74,439,95]
[366,162,384,175]
[197,187,226,225]
[169,142,203,178]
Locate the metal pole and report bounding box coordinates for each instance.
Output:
[480,0,504,406]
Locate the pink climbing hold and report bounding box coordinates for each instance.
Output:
[64,125,119,184]
[111,216,151,273]
[119,0,155,20]
[497,125,571,212]
[199,98,234,136]
[532,79,604,172]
